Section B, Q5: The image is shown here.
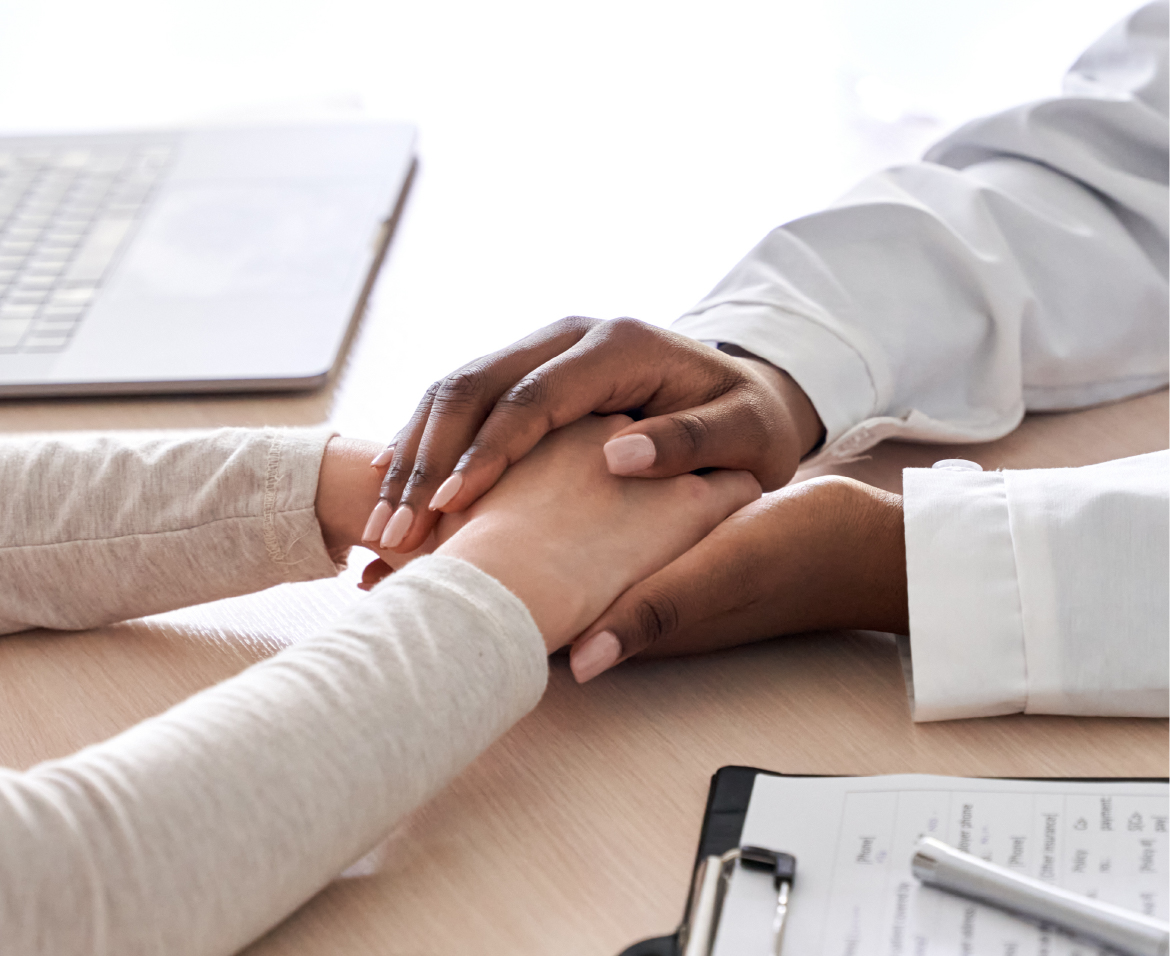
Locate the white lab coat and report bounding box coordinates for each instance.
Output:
[674,3,1169,720]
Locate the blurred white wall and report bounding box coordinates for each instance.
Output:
[0,0,1144,421]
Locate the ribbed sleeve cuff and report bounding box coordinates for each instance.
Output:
[264,428,346,582]
[902,466,1028,721]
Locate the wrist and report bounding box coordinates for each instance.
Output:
[772,365,825,460]
[435,519,583,654]
[315,437,386,558]
[863,493,910,635]
[718,345,825,460]
[832,478,909,634]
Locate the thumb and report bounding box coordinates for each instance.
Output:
[568,542,740,683]
[601,391,786,488]
[358,558,395,591]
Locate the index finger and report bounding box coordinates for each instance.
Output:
[426,318,698,515]
[367,316,599,551]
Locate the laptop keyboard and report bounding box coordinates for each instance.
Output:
[0,144,172,353]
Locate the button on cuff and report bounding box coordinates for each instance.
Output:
[932,459,982,472]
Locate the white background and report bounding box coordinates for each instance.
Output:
[0,0,1143,433]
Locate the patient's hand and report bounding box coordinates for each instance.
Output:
[362,317,823,554]
[431,415,760,651]
[566,476,909,681]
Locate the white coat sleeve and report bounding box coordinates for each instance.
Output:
[900,451,1168,721]
[672,2,1168,465]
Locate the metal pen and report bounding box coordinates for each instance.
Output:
[911,836,1170,956]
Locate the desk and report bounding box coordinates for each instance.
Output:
[0,356,1165,953]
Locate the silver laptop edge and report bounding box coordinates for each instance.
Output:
[0,121,416,396]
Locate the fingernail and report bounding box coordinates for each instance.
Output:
[429,473,463,511]
[603,434,656,475]
[362,500,393,544]
[380,505,413,549]
[570,630,622,683]
[370,445,395,468]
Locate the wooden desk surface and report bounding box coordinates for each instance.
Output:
[0,361,1165,954]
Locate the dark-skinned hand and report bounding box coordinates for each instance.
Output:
[360,316,824,554]
[566,475,910,682]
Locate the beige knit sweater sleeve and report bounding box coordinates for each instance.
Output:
[0,428,548,956]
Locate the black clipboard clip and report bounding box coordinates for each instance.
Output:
[618,844,796,956]
[618,767,800,956]
[678,845,796,956]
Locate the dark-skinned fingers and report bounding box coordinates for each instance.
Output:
[602,389,793,490]
[381,318,602,549]
[428,318,752,516]
[568,561,734,683]
[364,391,438,547]
[385,362,512,552]
[567,490,768,682]
[568,493,794,682]
[424,321,680,515]
[372,329,573,547]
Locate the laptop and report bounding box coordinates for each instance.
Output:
[0,121,415,396]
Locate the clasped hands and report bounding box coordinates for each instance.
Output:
[323,317,910,683]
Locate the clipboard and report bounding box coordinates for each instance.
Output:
[616,766,1169,956]
[618,765,779,956]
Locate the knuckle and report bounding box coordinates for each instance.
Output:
[602,316,648,344]
[385,457,413,485]
[632,590,682,649]
[670,411,713,454]
[405,461,438,488]
[500,374,548,411]
[803,474,858,501]
[460,440,508,473]
[553,315,597,336]
[436,367,489,407]
[673,473,710,502]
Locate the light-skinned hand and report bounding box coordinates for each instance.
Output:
[433,415,761,650]
[315,420,762,653]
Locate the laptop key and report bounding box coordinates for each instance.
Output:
[64,219,133,285]
[0,317,32,348]
[49,287,96,306]
[0,142,172,354]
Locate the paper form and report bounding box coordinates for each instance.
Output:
[710,774,1168,956]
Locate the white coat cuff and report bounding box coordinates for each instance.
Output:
[902,466,1028,721]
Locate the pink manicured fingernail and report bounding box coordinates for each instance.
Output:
[370,445,395,468]
[603,434,656,475]
[429,473,463,511]
[362,500,393,544]
[380,505,413,549]
[571,630,622,683]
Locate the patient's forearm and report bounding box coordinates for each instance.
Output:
[0,556,547,956]
[0,428,342,634]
